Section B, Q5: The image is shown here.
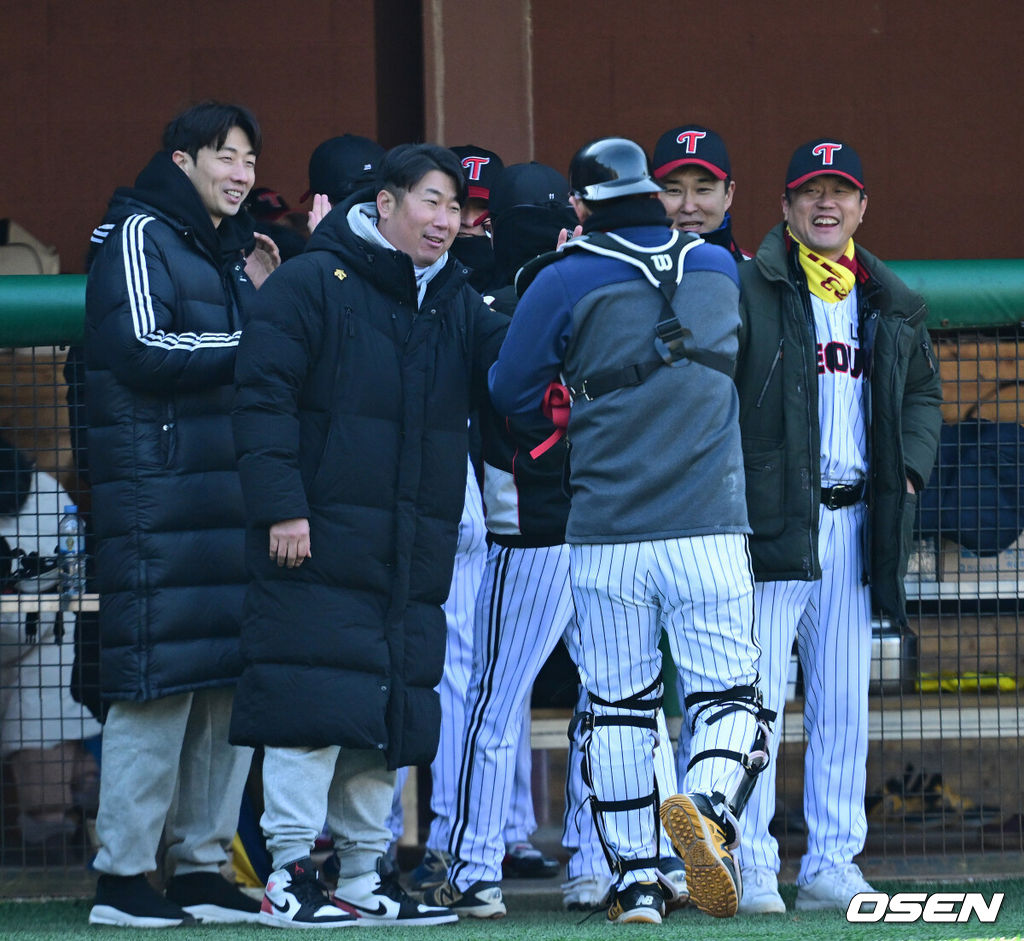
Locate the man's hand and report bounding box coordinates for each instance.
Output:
[245,232,282,288]
[308,194,333,235]
[906,477,917,494]
[556,224,583,249]
[269,518,311,568]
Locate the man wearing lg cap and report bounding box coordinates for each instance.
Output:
[732,139,941,914]
[489,137,769,923]
[652,125,745,261]
[449,144,505,292]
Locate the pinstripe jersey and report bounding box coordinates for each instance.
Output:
[812,288,867,485]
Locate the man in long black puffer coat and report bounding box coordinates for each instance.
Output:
[85,101,278,928]
[230,143,509,929]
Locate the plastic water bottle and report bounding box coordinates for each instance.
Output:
[58,504,86,609]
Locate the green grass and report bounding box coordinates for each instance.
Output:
[1,881,1022,941]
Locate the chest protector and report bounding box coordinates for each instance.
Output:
[561,230,733,400]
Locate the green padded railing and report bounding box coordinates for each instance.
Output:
[0,262,1022,345]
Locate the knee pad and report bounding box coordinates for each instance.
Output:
[570,677,664,879]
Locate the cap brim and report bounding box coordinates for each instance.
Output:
[467,184,491,201]
[787,170,864,190]
[654,158,728,181]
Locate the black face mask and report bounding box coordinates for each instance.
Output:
[451,235,498,292]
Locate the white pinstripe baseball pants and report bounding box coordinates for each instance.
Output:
[736,502,871,884]
[447,542,574,888]
[567,533,759,887]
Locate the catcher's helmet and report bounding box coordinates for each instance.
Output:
[568,137,663,202]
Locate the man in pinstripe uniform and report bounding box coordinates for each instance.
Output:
[732,139,942,913]
[488,138,770,923]
[423,162,688,918]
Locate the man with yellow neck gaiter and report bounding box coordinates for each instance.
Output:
[730,140,942,915]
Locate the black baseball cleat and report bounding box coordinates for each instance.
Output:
[660,793,740,918]
[502,841,560,878]
[164,870,262,924]
[607,881,665,924]
[422,879,507,918]
[89,873,196,928]
[259,857,358,929]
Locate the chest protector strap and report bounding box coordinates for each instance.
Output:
[565,230,733,401]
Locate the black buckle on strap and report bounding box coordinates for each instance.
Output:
[821,481,865,510]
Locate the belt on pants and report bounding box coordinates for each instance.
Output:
[821,480,865,510]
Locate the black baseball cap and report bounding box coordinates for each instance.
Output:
[786,138,865,190]
[245,187,290,222]
[304,134,386,203]
[653,125,731,181]
[449,145,504,201]
[489,162,571,221]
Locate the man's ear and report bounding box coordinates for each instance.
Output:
[171,150,192,173]
[376,188,394,221]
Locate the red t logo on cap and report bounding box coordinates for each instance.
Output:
[812,142,842,165]
[676,131,707,154]
[461,156,490,181]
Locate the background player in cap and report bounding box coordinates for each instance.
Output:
[732,139,941,913]
[652,125,745,261]
[489,137,770,923]
[448,145,505,292]
[304,133,386,233]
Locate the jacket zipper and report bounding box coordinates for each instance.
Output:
[755,337,784,408]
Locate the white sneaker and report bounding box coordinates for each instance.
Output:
[334,857,457,925]
[561,873,614,911]
[259,858,358,929]
[795,863,874,911]
[738,867,786,914]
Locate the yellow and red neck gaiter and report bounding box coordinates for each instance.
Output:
[787,226,857,303]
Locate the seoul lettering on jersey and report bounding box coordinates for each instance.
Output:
[817,340,865,379]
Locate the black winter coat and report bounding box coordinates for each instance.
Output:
[84,152,255,701]
[229,193,507,768]
[735,224,942,622]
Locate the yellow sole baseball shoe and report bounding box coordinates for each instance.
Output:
[659,793,739,918]
[607,881,665,924]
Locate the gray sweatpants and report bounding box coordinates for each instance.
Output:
[93,687,253,877]
[261,745,394,875]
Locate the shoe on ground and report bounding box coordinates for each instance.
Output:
[333,855,456,926]
[422,879,506,919]
[561,873,614,911]
[502,840,560,878]
[164,870,261,924]
[660,792,740,918]
[89,873,196,928]
[259,857,358,928]
[795,863,874,911]
[658,855,690,910]
[607,881,665,924]
[738,866,786,914]
[408,847,452,892]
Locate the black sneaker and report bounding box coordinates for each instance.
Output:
[89,873,195,928]
[422,879,506,918]
[259,857,358,929]
[165,870,261,924]
[607,881,665,924]
[658,855,690,910]
[333,856,457,925]
[502,841,560,879]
